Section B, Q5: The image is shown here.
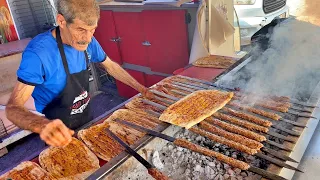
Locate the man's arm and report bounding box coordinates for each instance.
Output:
[5,82,74,146]
[101,57,153,98]
[6,82,48,133]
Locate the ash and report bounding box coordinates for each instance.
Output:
[157,128,264,180]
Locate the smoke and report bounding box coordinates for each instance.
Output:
[218,18,320,101]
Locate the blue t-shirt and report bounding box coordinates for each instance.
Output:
[17,29,107,113]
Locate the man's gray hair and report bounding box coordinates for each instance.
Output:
[56,0,100,25]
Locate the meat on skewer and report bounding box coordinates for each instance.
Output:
[198,121,263,149]
[190,127,258,155]
[222,107,272,127]
[205,117,267,142]
[228,102,282,120]
[212,112,269,133]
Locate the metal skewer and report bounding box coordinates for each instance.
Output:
[165,84,316,123]
[174,75,319,108]
[150,90,303,137]
[143,108,298,163]
[141,98,294,152]
[173,80,316,113]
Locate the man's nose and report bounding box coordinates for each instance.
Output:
[84,31,94,43]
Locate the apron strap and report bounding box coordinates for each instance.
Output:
[84,50,90,69]
[56,27,71,75]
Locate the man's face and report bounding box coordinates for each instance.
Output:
[61,18,98,51]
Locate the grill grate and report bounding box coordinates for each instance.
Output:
[263,0,286,14]
[0,118,8,140]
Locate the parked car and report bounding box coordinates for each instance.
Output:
[234,0,289,45]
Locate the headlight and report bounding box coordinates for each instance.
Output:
[234,0,256,5]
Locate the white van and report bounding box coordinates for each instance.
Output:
[234,0,289,45]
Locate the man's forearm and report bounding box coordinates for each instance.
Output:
[6,104,50,133]
[102,60,146,93]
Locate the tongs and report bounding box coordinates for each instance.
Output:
[106,129,169,180]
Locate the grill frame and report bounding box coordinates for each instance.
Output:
[263,0,287,14]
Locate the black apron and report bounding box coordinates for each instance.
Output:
[42,27,91,129]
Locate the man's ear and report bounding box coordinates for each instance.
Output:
[56,14,67,28]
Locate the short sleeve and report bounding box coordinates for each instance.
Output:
[17,50,45,86]
[88,37,107,63]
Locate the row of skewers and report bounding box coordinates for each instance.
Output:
[110,75,318,180]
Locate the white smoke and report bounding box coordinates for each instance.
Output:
[218,18,320,101]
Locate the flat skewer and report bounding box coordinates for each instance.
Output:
[143,108,298,163]
[141,99,293,152]
[167,83,317,120]
[151,90,303,137]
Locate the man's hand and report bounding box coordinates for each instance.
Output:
[141,87,155,100]
[39,119,74,147]
[154,85,169,94]
[141,85,170,100]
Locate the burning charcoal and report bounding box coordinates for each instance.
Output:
[176,151,182,158]
[223,174,230,179]
[192,171,201,178]
[185,168,191,175]
[201,155,207,160]
[215,143,221,147]
[216,163,221,170]
[205,166,211,174]
[152,151,164,169]
[208,162,216,168]
[195,136,202,141]
[227,169,235,176]
[214,174,221,180]
[226,151,231,156]
[173,158,178,164]
[231,177,237,180]
[247,155,255,161]
[241,171,248,177]
[223,163,230,169]
[245,174,262,180]
[183,156,189,162]
[237,176,243,180]
[177,147,184,152]
[234,168,242,175]
[183,131,189,136]
[214,148,220,152]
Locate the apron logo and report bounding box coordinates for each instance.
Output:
[87,53,91,60]
[70,91,90,115]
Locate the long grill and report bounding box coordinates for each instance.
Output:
[263,0,286,14]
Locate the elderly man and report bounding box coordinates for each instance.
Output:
[5,0,154,147]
